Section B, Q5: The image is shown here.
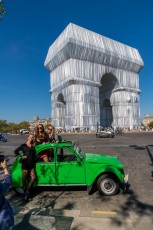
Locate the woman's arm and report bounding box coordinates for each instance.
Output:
[14,145,23,156]
[0,160,11,195]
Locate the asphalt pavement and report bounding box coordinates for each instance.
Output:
[1,132,153,230]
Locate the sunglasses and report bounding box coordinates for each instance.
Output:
[38,127,43,129]
[48,128,52,131]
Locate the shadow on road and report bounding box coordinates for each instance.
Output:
[146,145,153,178]
[129,145,146,150]
[13,208,74,230]
[94,188,153,229]
[9,183,153,229]
[9,190,74,230]
[146,145,153,166]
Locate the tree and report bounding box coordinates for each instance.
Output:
[18,121,30,131]
[0,120,30,133]
[148,121,153,128]
[0,0,7,20]
[0,120,8,132]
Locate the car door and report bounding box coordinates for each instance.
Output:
[36,148,57,185]
[56,146,86,185]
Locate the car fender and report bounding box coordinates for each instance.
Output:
[10,157,21,173]
[10,157,23,188]
[86,166,124,187]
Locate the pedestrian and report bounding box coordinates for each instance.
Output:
[0,159,14,230]
[14,133,36,201]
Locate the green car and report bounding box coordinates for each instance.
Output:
[10,141,129,196]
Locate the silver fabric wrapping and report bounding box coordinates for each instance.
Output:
[45,23,144,130]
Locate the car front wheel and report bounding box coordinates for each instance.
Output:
[97,174,119,196]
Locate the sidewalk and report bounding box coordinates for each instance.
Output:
[13,206,153,230]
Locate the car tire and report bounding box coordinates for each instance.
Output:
[97,174,119,196]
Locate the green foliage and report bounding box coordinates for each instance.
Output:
[0,120,30,132]
[148,121,153,127]
[0,120,8,131]
[0,0,7,20]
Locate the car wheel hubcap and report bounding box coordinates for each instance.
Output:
[101,178,116,194]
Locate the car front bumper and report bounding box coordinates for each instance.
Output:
[124,173,129,184]
[122,173,130,191]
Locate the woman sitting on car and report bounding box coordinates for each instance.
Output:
[34,124,50,162]
[47,125,59,143]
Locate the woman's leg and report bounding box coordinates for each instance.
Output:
[40,151,49,162]
[43,155,49,162]
[22,169,28,191]
[27,168,36,191]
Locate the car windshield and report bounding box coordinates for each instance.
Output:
[73,143,84,159]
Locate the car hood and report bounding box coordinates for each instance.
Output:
[84,153,123,168]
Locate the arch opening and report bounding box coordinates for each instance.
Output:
[57,93,66,128]
[99,73,118,127]
[57,93,66,104]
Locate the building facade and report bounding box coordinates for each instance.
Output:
[29,117,51,131]
[44,23,144,130]
[143,114,153,127]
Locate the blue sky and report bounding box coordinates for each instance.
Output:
[0,0,153,123]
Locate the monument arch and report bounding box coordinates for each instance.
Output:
[45,23,144,130]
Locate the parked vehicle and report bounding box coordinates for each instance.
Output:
[20,129,29,135]
[0,134,7,142]
[10,140,129,196]
[96,127,115,138]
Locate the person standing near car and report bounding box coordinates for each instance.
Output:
[14,133,36,201]
[0,159,14,230]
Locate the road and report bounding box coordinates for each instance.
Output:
[0,132,153,229]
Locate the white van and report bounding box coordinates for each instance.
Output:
[20,129,29,135]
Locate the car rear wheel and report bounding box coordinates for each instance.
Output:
[97,174,119,196]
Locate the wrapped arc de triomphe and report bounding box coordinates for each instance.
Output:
[44,23,144,130]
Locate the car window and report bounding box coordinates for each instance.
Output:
[36,148,54,163]
[57,147,77,162]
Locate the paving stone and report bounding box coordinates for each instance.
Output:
[14,214,56,230]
